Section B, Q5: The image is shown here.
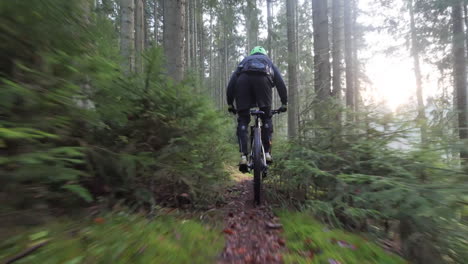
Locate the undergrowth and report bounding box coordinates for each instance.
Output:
[0,214,223,264]
[278,211,406,264]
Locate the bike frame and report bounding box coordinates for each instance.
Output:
[240,108,282,205]
[248,110,267,171]
[248,109,281,173]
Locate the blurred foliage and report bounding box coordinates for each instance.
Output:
[270,103,468,264]
[0,0,233,215]
[0,214,223,263]
[278,211,405,264]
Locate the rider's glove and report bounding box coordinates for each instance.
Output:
[279,104,288,113]
[228,105,237,114]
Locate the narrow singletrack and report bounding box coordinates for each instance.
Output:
[218,175,284,264]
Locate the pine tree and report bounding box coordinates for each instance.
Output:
[287,0,299,138]
[332,0,343,99]
[344,0,354,112]
[452,0,468,163]
[135,0,145,73]
[312,0,331,100]
[163,0,185,81]
[120,0,135,73]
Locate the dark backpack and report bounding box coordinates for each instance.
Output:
[238,56,274,77]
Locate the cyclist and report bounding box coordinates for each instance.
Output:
[226,46,288,170]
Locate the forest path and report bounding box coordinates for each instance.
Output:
[218,173,285,264]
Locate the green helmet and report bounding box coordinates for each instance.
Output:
[250,46,267,55]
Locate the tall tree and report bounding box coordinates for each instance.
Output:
[332,0,343,98]
[197,0,204,83]
[184,0,191,70]
[245,0,259,51]
[352,0,359,112]
[287,0,299,138]
[135,0,145,73]
[464,3,468,57]
[344,0,354,111]
[163,0,185,81]
[267,0,273,53]
[408,0,427,143]
[312,0,331,100]
[153,0,159,44]
[120,0,135,74]
[452,0,468,162]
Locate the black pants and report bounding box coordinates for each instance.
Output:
[235,73,273,155]
[237,108,273,155]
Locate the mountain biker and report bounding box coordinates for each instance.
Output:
[226,46,288,171]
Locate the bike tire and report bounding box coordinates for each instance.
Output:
[253,127,263,205]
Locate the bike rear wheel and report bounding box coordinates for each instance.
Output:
[253,127,263,205]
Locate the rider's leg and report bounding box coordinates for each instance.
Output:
[251,74,274,158]
[235,74,253,166]
[259,106,273,153]
[237,109,250,162]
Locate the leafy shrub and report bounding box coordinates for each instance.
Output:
[0,214,224,263]
[269,107,468,263]
[0,0,233,214]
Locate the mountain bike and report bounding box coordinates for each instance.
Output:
[248,108,282,206]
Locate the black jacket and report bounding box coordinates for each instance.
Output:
[226,54,288,106]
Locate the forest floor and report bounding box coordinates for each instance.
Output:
[0,170,406,264]
[218,172,284,264]
[217,171,406,264]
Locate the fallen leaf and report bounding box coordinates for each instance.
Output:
[94,217,105,224]
[278,238,286,246]
[244,255,253,263]
[236,247,247,254]
[223,228,235,235]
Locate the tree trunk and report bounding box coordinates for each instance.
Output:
[352,0,359,113]
[144,0,150,49]
[312,0,331,100]
[135,0,145,73]
[344,0,354,112]
[153,0,158,44]
[464,4,468,58]
[197,0,204,83]
[287,0,299,138]
[209,9,214,98]
[184,0,190,71]
[246,0,259,52]
[332,0,343,98]
[267,0,273,53]
[452,1,468,163]
[163,0,185,82]
[192,0,197,71]
[120,0,135,74]
[409,0,427,144]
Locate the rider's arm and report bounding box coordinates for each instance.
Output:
[272,65,288,105]
[226,71,238,106]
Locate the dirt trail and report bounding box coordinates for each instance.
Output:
[218,174,284,264]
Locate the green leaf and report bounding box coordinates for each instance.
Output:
[62,184,93,202]
[29,231,49,241]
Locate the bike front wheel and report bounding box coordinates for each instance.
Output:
[252,127,263,205]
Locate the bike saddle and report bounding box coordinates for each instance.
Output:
[250,110,265,116]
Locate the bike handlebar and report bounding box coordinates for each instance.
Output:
[271,108,286,115]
